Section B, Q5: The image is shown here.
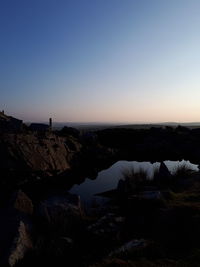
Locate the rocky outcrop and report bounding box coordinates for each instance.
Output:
[0,132,81,177]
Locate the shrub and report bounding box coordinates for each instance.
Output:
[121,168,149,194]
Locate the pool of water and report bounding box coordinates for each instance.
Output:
[69,160,199,204]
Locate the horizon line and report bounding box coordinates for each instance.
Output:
[24,120,200,125]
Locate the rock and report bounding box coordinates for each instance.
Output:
[8,220,33,267]
[109,239,147,257]
[11,190,33,215]
[139,190,162,200]
[0,209,33,267]
[88,213,125,239]
[0,132,81,177]
[38,193,84,235]
[158,162,171,179]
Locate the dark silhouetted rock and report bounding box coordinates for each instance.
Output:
[158,162,171,179]
[0,112,23,133]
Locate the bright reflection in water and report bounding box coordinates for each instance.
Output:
[70,160,199,204]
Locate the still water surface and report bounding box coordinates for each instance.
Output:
[70,160,199,203]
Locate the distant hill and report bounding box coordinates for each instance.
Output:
[114,122,200,130]
[49,122,200,131]
[25,121,200,132]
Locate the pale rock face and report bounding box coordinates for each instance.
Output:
[0,132,81,175]
[8,221,33,267]
[0,209,33,267]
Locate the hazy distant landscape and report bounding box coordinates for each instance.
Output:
[36,121,200,132]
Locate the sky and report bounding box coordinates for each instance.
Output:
[0,0,200,123]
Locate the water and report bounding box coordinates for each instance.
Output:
[69,160,199,204]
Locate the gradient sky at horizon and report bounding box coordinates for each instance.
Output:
[1,0,200,123]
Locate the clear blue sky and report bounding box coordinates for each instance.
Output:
[1,0,200,123]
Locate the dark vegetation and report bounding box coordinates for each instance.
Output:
[96,126,200,164]
[88,164,200,266]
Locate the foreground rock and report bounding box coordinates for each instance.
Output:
[109,239,147,257]
[0,210,33,267]
[88,213,125,240]
[8,220,33,267]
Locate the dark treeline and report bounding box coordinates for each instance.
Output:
[96,126,200,164]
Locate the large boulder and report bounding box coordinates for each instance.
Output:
[0,132,81,177]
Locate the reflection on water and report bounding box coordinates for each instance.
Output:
[69,160,199,203]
